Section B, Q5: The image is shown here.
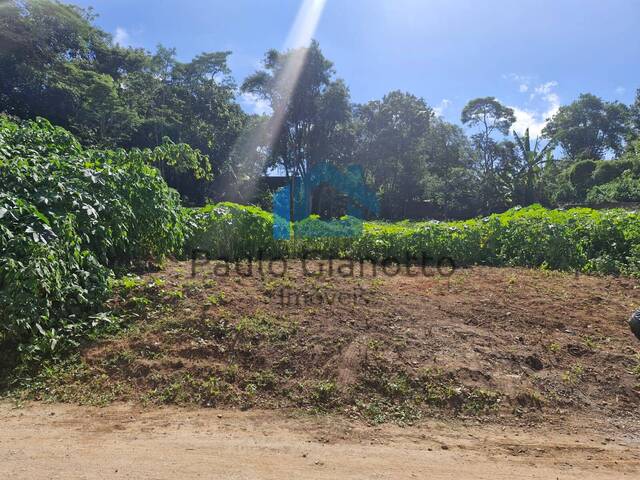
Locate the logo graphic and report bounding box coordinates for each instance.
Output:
[272,163,379,239]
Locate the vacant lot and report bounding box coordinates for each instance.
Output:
[18,260,640,432]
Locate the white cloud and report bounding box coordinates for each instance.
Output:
[240,92,272,115]
[504,73,533,93]
[534,81,558,96]
[615,86,626,96]
[509,80,560,137]
[433,98,451,117]
[113,27,130,47]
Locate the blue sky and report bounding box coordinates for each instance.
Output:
[73,0,639,136]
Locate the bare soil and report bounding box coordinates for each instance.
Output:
[7,261,640,478]
[27,261,639,425]
[1,401,638,479]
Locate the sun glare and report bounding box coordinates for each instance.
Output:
[230,0,328,195]
[285,0,327,49]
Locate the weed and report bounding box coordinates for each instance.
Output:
[248,370,278,390]
[582,336,599,350]
[263,277,296,295]
[562,363,585,384]
[207,292,227,306]
[102,350,135,368]
[547,342,561,353]
[310,381,337,406]
[165,289,185,300]
[235,313,297,342]
[113,276,146,292]
[464,389,501,414]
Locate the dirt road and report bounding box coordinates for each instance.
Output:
[0,402,638,479]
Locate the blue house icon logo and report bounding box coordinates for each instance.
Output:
[272,162,379,239]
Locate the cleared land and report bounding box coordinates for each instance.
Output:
[8,260,640,478]
[20,261,640,424]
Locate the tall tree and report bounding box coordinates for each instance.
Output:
[542,93,629,160]
[0,0,136,145]
[241,40,351,214]
[353,91,434,218]
[421,118,479,218]
[461,97,516,211]
[0,0,246,204]
[630,89,640,140]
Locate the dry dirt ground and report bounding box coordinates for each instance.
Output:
[30,261,640,423]
[0,401,639,479]
[6,261,640,478]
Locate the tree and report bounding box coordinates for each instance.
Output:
[0,0,247,204]
[461,97,516,211]
[631,89,640,140]
[420,118,478,218]
[353,91,433,218]
[241,41,351,215]
[542,93,629,160]
[0,0,135,145]
[128,48,246,203]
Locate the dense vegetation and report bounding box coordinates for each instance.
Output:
[0,0,244,205]
[187,202,640,277]
[0,116,198,365]
[2,1,640,218]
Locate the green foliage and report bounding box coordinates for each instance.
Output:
[1,116,189,264]
[241,40,350,181]
[0,0,244,204]
[353,91,435,218]
[592,159,635,185]
[186,202,640,277]
[0,116,187,362]
[542,93,630,160]
[549,151,640,205]
[587,172,640,204]
[186,202,287,261]
[461,97,517,212]
[569,160,598,197]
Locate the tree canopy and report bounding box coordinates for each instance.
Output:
[542,93,629,160]
[2,0,640,218]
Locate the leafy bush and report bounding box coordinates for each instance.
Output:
[186,203,640,276]
[0,116,190,361]
[186,202,287,261]
[569,160,597,198]
[587,172,640,204]
[592,159,634,185]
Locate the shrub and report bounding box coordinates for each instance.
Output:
[185,203,640,277]
[0,116,189,361]
[569,160,597,197]
[185,202,287,261]
[592,159,634,185]
[587,172,640,204]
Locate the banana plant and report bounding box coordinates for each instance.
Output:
[512,128,555,205]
